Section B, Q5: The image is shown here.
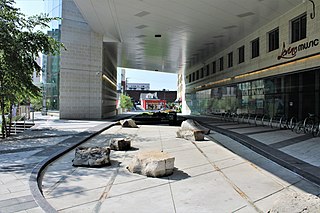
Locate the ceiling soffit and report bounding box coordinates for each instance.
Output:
[74,0,301,73]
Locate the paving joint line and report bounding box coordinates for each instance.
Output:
[29,122,117,213]
[244,129,283,135]
[2,133,75,142]
[167,176,177,213]
[107,182,169,199]
[56,200,98,212]
[227,125,259,130]
[191,140,263,213]
[93,163,120,213]
[0,146,47,155]
[270,134,313,149]
[44,167,78,196]
[194,118,320,187]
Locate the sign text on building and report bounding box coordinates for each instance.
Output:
[277,38,319,60]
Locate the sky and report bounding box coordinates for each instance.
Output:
[15,0,45,17]
[15,0,178,91]
[118,68,177,91]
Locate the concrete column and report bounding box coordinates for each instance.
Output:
[59,0,117,119]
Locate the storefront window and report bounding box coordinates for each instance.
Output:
[189,69,319,120]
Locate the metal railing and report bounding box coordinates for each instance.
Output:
[209,112,320,137]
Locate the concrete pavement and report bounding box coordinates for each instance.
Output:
[189,115,320,185]
[41,123,320,212]
[0,113,320,212]
[0,113,122,213]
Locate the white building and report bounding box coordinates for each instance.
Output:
[127,83,150,91]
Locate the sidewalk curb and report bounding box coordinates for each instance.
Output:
[29,122,117,213]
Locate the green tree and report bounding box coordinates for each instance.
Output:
[30,95,42,111]
[0,0,64,138]
[120,94,133,111]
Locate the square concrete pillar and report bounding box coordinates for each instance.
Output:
[60,0,117,119]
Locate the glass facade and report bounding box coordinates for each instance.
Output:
[42,0,62,110]
[188,69,320,120]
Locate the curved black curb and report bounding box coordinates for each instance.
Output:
[193,118,320,186]
[29,122,117,213]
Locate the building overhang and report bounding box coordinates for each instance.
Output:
[74,0,302,74]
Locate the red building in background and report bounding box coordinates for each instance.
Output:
[140,92,166,110]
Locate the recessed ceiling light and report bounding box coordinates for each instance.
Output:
[134,11,150,17]
[155,34,162,37]
[136,24,148,29]
[237,12,255,18]
[213,35,224,38]
[223,25,237,29]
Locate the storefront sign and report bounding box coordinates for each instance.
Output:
[277,38,319,60]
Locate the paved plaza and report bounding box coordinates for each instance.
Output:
[0,113,114,213]
[0,113,320,212]
[189,115,320,185]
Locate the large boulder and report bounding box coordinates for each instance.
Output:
[72,146,111,167]
[176,129,205,141]
[268,191,320,213]
[181,119,210,134]
[176,119,210,141]
[120,119,138,128]
[110,138,131,151]
[127,151,175,177]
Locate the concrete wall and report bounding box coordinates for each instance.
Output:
[60,0,117,119]
[186,1,320,93]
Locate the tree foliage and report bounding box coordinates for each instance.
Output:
[120,94,133,110]
[30,95,42,111]
[0,0,64,138]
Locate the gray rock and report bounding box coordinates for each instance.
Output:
[176,119,210,141]
[268,191,320,213]
[110,138,131,151]
[181,119,210,134]
[72,146,111,167]
[127,151,175,177]
[120,119,138,128]
[176,129,205,141]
